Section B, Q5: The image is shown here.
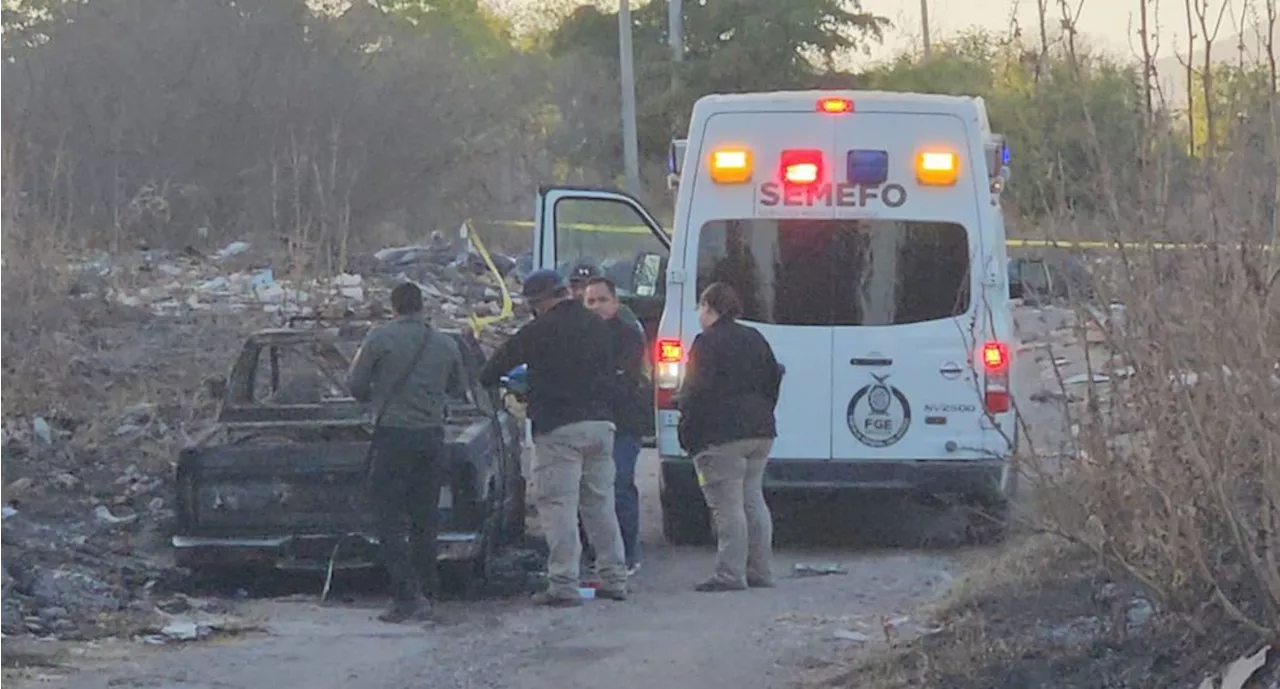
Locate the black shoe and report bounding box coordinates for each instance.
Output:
[596,588,628,601]
[747,578,776,588]
[695,579,748,592]
[377,598,426,623]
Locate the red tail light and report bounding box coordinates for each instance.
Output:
[657,339,683,364]
[982,341,1009,372]
[655,338,684,410]
[981,340,1011,414]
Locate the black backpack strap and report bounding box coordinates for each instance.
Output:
[372,323,432,429]
[365,324,433,482]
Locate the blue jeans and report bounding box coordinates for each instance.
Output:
[612,433,642,567]
[580,433,642,568]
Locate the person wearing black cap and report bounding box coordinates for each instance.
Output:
[478,269,629,607]
[568,261,644,336]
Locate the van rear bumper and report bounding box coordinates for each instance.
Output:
[660,456,1006,497]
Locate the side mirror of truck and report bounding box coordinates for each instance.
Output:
[1008,258,1052,302]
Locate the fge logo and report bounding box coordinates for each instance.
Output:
[846,374,912,448]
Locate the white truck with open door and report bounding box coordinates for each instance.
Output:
[531,90,1019,545]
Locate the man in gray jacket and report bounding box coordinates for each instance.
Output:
[349,282,466,623]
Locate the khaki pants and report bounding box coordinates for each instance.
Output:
[694,438,775,587]
[532,421,627,598]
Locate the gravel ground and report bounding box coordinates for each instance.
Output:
[2,305,1075,689]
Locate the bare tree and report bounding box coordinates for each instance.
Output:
[1,0,558,260]
[1194,0,1234,162]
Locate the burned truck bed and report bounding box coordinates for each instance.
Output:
[172,320,525,578]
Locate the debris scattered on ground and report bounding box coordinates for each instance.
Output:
[793,563,849,577]
[1062,372,1112,385]
[93,505,138,525]
[74,236,528,338]
[2,232,539,645]
[832,629,870,643]
[1197,645,1271,689]
[139,612,265,645]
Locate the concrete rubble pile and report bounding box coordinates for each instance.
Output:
[75,232,530,344]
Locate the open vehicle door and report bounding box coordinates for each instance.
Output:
[533,187,672,442]
[532,186,672,340]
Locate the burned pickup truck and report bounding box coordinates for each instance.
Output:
[172,318,526,588]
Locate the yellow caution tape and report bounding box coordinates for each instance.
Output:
[496,219,655,235]
[1007,239,1275,251]
[493,219,1274,251]
[463,219,516,338]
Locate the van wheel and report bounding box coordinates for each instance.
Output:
[662,507,711,546]
[969,473,1016,545]
[1004,411,1023,502]
[970,498,1011,545]
[660,490,712,546]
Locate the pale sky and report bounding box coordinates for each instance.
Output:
[488,0,1272,66]
[860,0,1266,63]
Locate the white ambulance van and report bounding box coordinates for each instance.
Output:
[530,90,1019,544]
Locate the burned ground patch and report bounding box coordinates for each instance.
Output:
[835,538,1277,689]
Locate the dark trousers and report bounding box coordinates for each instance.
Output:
[367,426,445,602]
[580,433,642,568]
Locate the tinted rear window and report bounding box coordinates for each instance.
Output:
[695,219,971,326]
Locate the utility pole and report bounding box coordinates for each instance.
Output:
[619,0,642,198]
[920,0,932,60]
[668,0,684,90]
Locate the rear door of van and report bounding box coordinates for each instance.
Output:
[679,110,838,460]
[826,110,990,461]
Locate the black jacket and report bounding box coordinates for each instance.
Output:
[677,318,784,455]
[479,299,615,436]
[604,315,648,437]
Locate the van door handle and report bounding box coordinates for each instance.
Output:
[850,357,893,367]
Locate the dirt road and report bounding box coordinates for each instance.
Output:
[6,306,1076,689]
[16,452,970,689]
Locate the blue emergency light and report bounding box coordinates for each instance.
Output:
[1002,142,1012,165]
[846,149,890,186]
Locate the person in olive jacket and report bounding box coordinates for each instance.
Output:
[348,282,467,623]
[677,282,784,592]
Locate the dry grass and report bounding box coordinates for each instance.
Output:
[846,538,1269,689]
[832,17,1278,688]
[837,181,1279,689]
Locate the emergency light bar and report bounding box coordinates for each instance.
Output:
[709,147,753,184]
[916,151,959,186]
[781,149,823,185]
[847,149,889,185]
[817,97,854,114]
